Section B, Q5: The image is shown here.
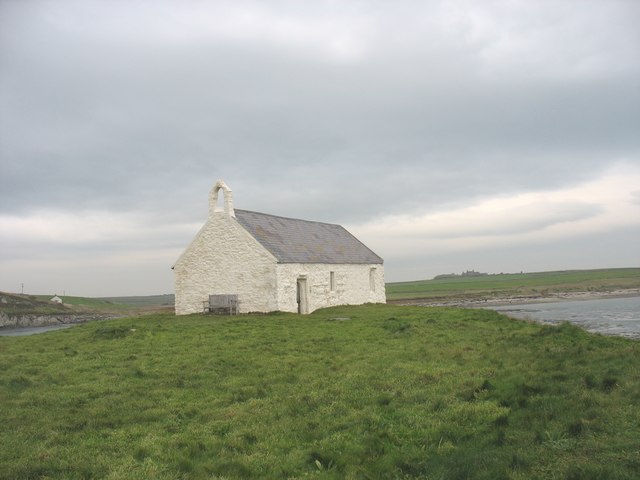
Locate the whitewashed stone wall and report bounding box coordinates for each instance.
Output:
[175,180,386,315]
[173,212,279,315]
[275,263,386,313]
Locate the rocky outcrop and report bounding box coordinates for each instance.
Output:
[0,313,101,329]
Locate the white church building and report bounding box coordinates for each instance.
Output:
[173,181,386,315]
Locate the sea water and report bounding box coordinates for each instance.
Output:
[488,296,640,339]
[0,324,75,337]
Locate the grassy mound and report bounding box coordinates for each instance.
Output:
[1,304,639,479]
[0,291,172,317]
[0,292,72,315]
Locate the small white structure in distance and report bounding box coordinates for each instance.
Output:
[50,295,63,304]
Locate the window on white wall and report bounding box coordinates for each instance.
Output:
[369,268,376,292]
[330,271,336,291]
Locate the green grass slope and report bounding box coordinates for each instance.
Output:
[1,293,129,315]
[0,293,172,316]
[0,292,72,315]
[386,267,640,301]
[1,305,639,479]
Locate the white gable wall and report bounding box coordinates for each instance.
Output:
[174,213,279,315]
[275,263,386,313]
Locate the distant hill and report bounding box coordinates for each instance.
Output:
[434,270,488,280]
[98,294,175,308]
[0,292,71,315]
[386,267,640,302]
[0,292,174,316]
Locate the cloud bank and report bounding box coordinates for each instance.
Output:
[1,0,638,294]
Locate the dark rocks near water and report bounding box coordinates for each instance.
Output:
[0,312,108,329]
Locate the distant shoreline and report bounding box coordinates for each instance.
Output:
[389,288,640,308]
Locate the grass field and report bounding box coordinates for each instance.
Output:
[99,294,175,308]
[32,295,131,312]
[1,304,639,479]
[0,293,173,316]
[386,268,640,301]
[35,295,173,310]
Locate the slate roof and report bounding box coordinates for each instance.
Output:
[234,209,383,264]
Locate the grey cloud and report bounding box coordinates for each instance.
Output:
[1,0,639,293]
[425,202,603,239]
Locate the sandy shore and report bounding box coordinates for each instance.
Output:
[391,288,640,308]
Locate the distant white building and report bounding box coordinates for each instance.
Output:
[173,180,386,315]
[50,295,62,304]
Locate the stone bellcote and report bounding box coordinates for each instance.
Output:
[210,180,235,218]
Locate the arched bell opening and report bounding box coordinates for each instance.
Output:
[209,180,235,218]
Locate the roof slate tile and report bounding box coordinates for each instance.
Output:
[234,209,383,264]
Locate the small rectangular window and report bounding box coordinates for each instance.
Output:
[330,271,336,291]
[370,268,376,292]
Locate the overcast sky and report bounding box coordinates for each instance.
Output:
[1,0,639,296]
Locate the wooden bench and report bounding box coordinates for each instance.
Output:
[203,294,238,315]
